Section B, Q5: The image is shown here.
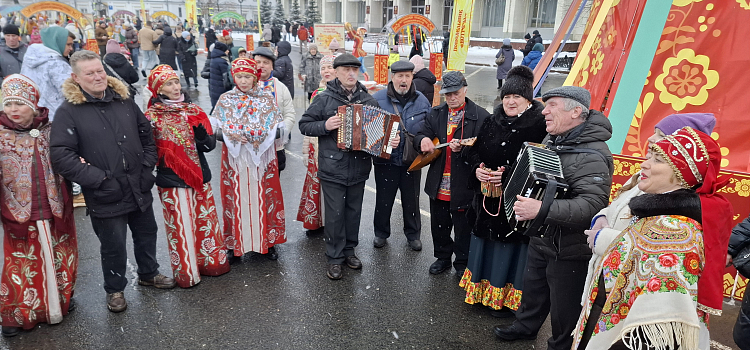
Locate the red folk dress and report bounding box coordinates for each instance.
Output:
[0,110,77,329]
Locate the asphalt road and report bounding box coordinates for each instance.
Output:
[0,42,741,350]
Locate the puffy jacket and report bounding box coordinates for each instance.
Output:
[730,215,750,259]
[466,100,548,242]
[0,42,27,81]
[50,77,157,218]
[496,46,515,79]
[298,79,379,186]
[413,98,490,210]
[177,37,198,78]
[103,53,139,96]
[138,26,157,51]
[208,43,231,106]
[529,110,614,261]
[154,26,178,70]
[124,27,139,49]
[413,68,436,104]
[297,27,308,41]
[372,83,431,166]
[274,41,295,98]
[150,94,216,189]
[20,43,72,120]
[522,50,542,70]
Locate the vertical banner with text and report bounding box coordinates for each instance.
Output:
[185,0,197,26]
[446,0,475,72]
[374,54,389,84]
[140,0,146,20]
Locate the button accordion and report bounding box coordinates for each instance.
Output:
[503,142,569,237]
[336,104,402,159]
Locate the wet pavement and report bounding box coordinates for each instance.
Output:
[0,42,741,350]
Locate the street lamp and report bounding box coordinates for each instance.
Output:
[238,0,244,19]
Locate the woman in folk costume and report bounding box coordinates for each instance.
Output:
[0,75,77,337]
[573,127,732,350]
[145,65,230,288]
[296,54,337,236]
[212,58,286,261]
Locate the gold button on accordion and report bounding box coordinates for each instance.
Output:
[503,142,569,237]
[336,104,402,159]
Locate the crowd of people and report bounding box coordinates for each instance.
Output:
[0,14,749,350]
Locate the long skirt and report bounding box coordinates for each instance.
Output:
[459,235,528,311]
[220,145,286,255]
[296,137,324,230]
[159,183,230,288]
[0,220,77,329]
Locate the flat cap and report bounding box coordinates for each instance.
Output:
[390,60,415,73]
[542,86,591,109]
[333,53,361,68]
[439,71,468,94]
[252,47,276,62]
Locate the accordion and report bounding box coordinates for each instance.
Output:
[337,104,402,159]
[503,143,569,237]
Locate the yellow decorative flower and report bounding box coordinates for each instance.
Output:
[735,179,750,197]
[592,35,602,52]
[590,51,605,75]
[606,26,617,47]
[654,49,719,111]
[610,183,623,202]
[738,0,750,10]
[576,54,591,87]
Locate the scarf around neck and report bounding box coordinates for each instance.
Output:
[145,101,212,189]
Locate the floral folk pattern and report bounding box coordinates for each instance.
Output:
[459,269,523,311]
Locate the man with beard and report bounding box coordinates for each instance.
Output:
[371,60,431,251]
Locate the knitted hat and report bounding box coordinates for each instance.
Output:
[500,66,535,102]
[542,86,591,109]
[532,43,544,52]
[524,33,531,40]
[232,58,260,80]
[651,126,719,189]
[222,29,229,37]
[148,64,179,97]
[410,55,425,72]
[182,31,190,39]
[106,39,121,54]
[2,24,19,36]
[320,54,337,70]
[2,74,40,110]
[503,38,511,46]
[328,38,341,51]
[655,113,716,135]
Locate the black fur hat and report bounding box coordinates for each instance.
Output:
[500,66,535,102]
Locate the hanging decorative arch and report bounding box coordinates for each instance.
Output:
[384,14,436,34]
[113,10,136,18]
[213,11,246,23]
[151,11,179,20]
[21,2,83,21]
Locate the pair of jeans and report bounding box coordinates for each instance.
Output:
[141,49,159,71]
[129,47,139,70]
[89,206,161,293]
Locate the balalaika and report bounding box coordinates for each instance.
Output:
[503,142,569,237]
[337,104,401,159]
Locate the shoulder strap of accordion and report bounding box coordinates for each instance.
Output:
[524,178,560,237]
[553,146,608,164]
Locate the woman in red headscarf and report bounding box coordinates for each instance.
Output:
[572,127,732,350]
[145,64,230,288]
[211,58,286,261]
[0,74,76,337]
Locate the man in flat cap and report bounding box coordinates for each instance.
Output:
[371,60,432,251]
[493,86,613,350]
[254,47,296,173]
[299,53,401,280]
[0,24,28,83]
[413,71,490,275]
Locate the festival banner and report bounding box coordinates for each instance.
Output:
[185,0,197,25]
[246,34,255,51]
[373,54,389,84]
[86,39,99,54]
[140,0,146,20]
[446,0,475,72]
[429,52,443,80]
[314,24,345,55]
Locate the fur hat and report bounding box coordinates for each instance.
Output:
[500,66,535,102]
[2,74,40,110]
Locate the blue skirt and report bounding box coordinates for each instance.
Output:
[459,235,528,310]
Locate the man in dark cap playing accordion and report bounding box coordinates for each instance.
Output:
[493,86,613,350]
[299,53,400,280]
[413,71,490,275]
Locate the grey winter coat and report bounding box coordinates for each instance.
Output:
[299,51,322,94]
[125,27,139,49]
[530,110,614,261]
[496,46,515,80]
[0,42,27,81]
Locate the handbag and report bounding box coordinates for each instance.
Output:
[495,52,506,65]
[734,244,750,278]
[480,165,503,217]
[222,71,234,90]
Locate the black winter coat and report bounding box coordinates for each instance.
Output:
[177,37,198,78]
[208,44,230,106]
[522,38,535,56]
[730,215,750,258]
[271,26,281,44]
[274,41,294,99]
[467,100,548,242]
[50,77,157,218]
[205,29,217,50]
[413,68,436,104]
[414,98,490,210]
[154,27,179,70]
[298,79,379,186]
[102,53,139,97]
[150,94,216,189]
[529,110,614,261]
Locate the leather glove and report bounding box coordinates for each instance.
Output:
[193,124,208,140]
